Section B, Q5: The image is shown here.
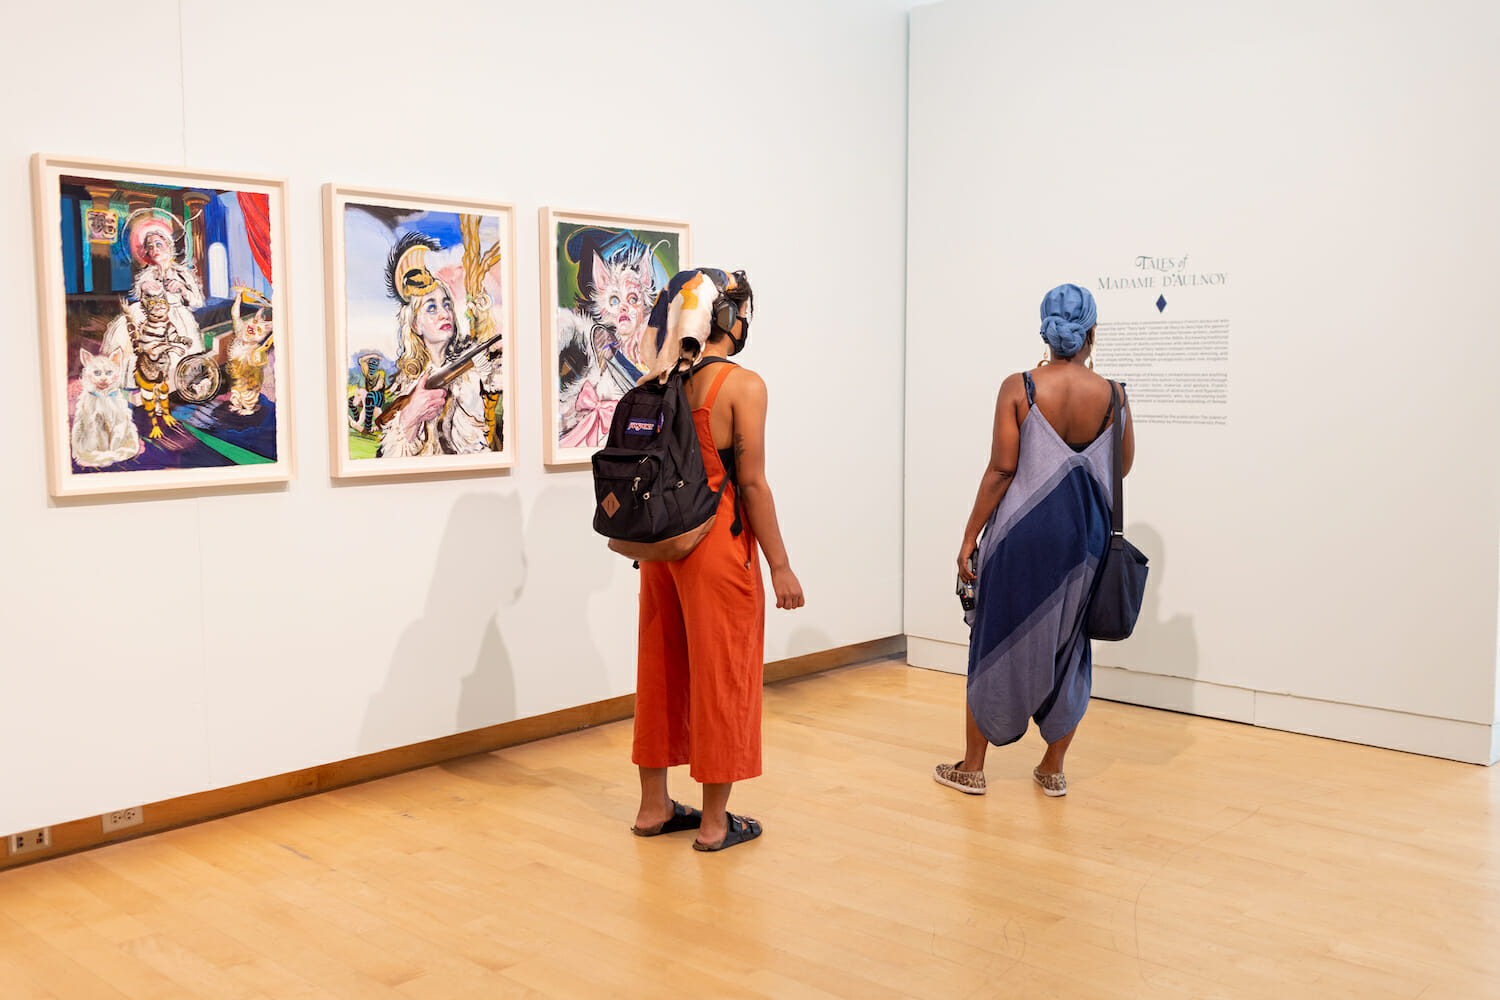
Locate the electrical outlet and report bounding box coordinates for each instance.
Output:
[102,807,144,833]
[7,827,52,856]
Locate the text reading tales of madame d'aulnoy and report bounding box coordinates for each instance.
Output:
[1092,255,1230,427]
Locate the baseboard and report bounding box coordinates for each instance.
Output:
[906,635,968,674]
[1091,664,1256,724]
[1246,689,1496,766]
[906,634,1497,766]
[0,635,905,872]
[764,634,906,683]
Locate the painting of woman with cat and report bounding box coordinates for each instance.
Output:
[33,155,291,497]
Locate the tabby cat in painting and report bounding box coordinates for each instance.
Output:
[227,292,273,416]
[71,347,140,468]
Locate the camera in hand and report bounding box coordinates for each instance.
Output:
[956,549,979,611]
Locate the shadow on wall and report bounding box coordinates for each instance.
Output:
[360,491,525,754]
[1085,522,1202,771]
[488,485,614,723]
[1123,522,1199,682]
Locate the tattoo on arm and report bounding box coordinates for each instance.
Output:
[734,433,746,458]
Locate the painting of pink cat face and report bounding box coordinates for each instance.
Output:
[590,251,650,358]
[78,347,125,393]
[544,210,688,467]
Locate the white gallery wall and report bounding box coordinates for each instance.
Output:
[0,0,911,833]
[906,0,1500,762]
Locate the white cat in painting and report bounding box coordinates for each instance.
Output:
[71,347,140,468]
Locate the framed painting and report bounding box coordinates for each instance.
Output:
[324,185,517,478]
[539,207,691,466]
[31,154,295,497]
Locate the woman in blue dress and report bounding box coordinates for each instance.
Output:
[935,284,1135,798]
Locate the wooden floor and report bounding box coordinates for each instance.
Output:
[3,660,1498,999]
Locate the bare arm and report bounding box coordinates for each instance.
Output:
[730,370,804,610]
[957,374,1025,582]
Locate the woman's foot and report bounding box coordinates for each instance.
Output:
[633,797,679,833]
[630,799,703,837]
[1032,767,1067,797]
[934,761,987,795]
[693,812,762,852]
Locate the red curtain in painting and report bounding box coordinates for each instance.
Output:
[236,192,273,284]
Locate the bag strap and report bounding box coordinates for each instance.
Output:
[1108,381,1127,548]
[690,356,734,376]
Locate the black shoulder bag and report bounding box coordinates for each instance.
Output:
[1085,382,1149,641]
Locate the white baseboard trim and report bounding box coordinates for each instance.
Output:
[1092,664,1256,724]
[905,635,1498,765]
[905,635,969,675]
[1247,691,1496,766]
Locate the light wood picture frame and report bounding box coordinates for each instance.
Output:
[31,153,296,498]
[538,207,691,467]
[324,185,517,478]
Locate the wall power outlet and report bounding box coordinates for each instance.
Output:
[7,828,52,856]
[102,807,144,833]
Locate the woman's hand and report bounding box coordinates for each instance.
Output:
[957,537,979,582]
[770,566,804,610]
[402,383,447,429]
[592,323,618,363]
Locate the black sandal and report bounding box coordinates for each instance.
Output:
[692,812,762,852]
[630,799,703,837]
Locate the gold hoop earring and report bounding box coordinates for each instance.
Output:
[1085,353,1095,371]
[1038,351,1050,368]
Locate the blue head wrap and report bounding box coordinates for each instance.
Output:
[1038,283,1097,358]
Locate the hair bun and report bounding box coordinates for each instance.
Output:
[1038,283,1097,358]
[1040,316,1085,357]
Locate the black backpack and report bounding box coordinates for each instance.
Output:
[591,358,736,561]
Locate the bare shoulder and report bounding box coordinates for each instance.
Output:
[1088,369,1120,400]
[996,371,1027,407]
[724,364,767,404]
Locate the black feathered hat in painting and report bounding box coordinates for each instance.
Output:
[385,232,442,304]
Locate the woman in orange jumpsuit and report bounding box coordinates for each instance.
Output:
[630,270,804,852]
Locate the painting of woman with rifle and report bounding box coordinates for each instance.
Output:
[325,187,516,477]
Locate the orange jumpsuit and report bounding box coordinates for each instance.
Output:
[632,364,766,784]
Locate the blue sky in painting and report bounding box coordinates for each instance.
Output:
[342,204,504,370]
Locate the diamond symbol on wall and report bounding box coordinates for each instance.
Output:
[1155,295,1167,313]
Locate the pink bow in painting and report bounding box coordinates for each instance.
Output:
[560,380,617,448]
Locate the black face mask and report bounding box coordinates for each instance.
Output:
[717,269,753,355]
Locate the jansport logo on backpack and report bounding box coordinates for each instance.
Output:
[623,415,662,437]
[592,362,729,562]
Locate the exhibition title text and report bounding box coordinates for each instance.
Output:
[1098,255,1227,290]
